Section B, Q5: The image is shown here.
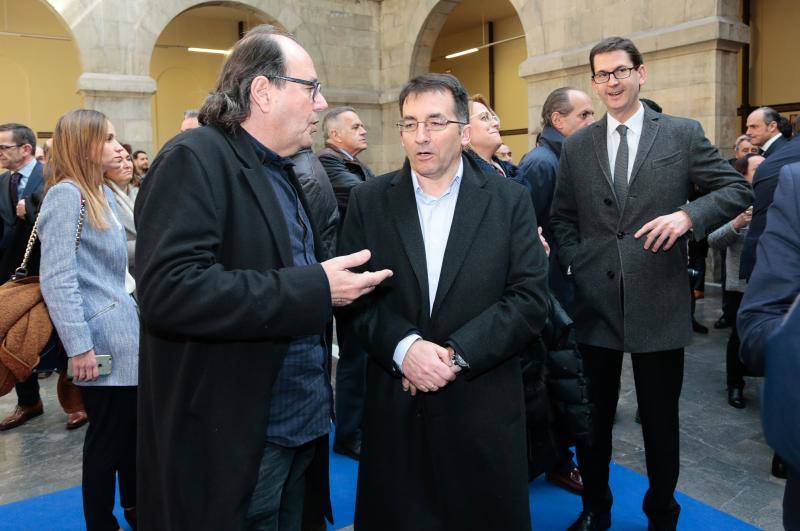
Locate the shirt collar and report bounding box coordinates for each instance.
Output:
[607,101,645,137]
[410,157,464,202]
[15,158,37,178]
[762,133,781,153]
[332,146,356,161]
[241,127,295,170]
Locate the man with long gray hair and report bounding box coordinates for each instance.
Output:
[134,25,392,530]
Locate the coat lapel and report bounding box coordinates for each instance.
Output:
[226,128,293,268]
[628,106,660,188]
[387,160,430,311]
[431,156,490,315]
[591,117,614,192]
[20,162,43,200]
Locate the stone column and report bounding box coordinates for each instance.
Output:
[78,73,157,154]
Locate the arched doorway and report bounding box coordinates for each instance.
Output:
[0,0,82,139]
[149,2,278,149]
[423,0,530,164]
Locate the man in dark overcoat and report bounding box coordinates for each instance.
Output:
[338,73,549,531]
[134,26,391,530]
[550,37,752,531]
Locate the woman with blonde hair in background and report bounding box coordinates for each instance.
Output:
[38,109,139,531]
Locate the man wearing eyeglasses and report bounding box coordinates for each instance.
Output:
[550,37,752,531]
[338,73,549,531]
[134,26,392,530]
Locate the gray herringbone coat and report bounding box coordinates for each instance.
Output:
[551,105,752,352]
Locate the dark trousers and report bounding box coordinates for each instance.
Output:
[334,317,367,445]
[15,372,41,406]
[576,344,683,526]
[245,439,318,531]
[81,386,137,531]
[786,471,800,531]
[726,291,748,389]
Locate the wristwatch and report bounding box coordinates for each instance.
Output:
[450,351,470,370]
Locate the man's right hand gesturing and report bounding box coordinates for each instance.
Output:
[321,249,393,307]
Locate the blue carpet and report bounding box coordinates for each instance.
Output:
[0,447,759,531]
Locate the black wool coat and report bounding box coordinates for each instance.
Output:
[338,154,549,531]
[134,125,333,530]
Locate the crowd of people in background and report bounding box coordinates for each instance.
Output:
[0,23,799,531]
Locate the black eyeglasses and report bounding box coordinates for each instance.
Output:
[0,144,23,152]
[395,118,466,133]
[270,75,322,101]
[591,65,639,84]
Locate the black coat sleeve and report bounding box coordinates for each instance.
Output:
[134,143,331,340]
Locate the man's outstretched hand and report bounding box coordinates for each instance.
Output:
[321,249,393,307]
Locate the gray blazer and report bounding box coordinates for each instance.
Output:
[708,221,748,293]
[38,181,139,387]
[551,105,753,352]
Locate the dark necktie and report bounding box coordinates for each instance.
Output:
[9,172,20,206]
[613,124,629,207]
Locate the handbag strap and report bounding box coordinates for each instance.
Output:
[14,198,86,279]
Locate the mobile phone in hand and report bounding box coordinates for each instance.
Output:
[67,355,112,379]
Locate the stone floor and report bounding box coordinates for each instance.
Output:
[0,287,785,529]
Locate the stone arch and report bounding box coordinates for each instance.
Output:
[407,0,532,80]
[136,0,327,79]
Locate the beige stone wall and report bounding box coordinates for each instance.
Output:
[34,0,749,168]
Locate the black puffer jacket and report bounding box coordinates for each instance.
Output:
[521,293,592,479]
[290,148,339,260]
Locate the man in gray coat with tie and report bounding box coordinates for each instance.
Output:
[550,37,752,531]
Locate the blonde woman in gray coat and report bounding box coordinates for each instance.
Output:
[105,150,137,274]
[39,109,139,531]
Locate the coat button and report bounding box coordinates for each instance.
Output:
[617,231,624,239]
[604,198,613,206]
[607,271,615,279]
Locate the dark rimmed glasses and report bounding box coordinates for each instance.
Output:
[0,144,23,152]
[270,75,322,101]
[395,118,467,133]
[591,65,639,84]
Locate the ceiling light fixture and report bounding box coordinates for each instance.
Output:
[187,47,231,55]
[444,34,524,60]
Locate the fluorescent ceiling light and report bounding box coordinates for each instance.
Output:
[188,47,230,55]
[443,34,525,60]
[446,47,479,59]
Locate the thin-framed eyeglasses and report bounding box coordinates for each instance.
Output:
[0,144,23,152]
[591,65,639,84]
[395,118,467,133]
[270,75,322,101]
[471,111,500,124]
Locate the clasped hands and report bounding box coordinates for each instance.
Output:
[401,340,461,396]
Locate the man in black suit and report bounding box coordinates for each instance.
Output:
[740,120,800,281]
[746,107,789,159]
[135,25,391,530]
[0,124,88,432]
[317,107,375,460]
[339,73,549,531]
[550,37,752,531]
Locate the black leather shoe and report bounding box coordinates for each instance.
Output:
[567,510,611,531]
[692,319,709,334]
[713,316,732,329]
[727,387,745,409]
[333,439,361,460]
[773,453,788,479]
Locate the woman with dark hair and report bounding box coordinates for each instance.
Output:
[708,152,763,409]
[38,109,139,530]
[104,150,137,274]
